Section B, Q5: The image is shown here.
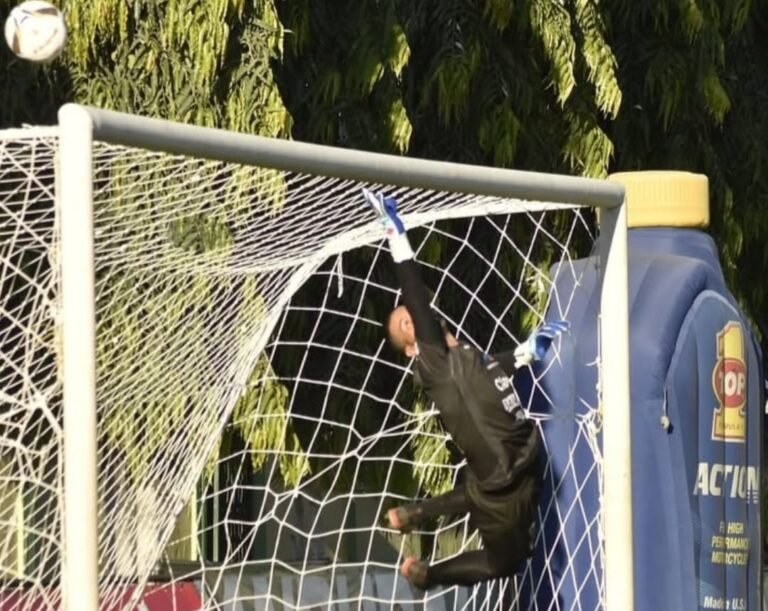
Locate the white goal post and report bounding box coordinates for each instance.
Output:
[55,103,631,611]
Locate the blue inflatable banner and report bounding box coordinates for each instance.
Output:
[531,228,763,610]
[668,293,762,611]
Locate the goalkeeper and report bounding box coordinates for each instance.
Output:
[364,190,568,590]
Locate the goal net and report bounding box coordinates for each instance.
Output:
[0,113,626,610]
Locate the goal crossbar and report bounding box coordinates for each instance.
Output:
[55,103,631,611]
[71,104,623,208]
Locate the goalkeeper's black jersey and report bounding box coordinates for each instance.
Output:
[395,260,538,492]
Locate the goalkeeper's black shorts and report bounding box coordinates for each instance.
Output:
[465,459,541,573]
[399,457,542,587]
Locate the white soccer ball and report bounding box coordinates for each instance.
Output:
[4,1,67,63]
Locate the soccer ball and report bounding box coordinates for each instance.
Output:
[4,1,66,63]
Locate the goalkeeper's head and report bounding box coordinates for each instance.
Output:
[386,305,417,357]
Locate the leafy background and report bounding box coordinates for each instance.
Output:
[0,0,766,569]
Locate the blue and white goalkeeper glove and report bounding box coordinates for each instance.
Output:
[362,189,414,263]
[513,320,571,368]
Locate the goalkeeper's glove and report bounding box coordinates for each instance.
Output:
[513,320,571,368]
[362,189,414,263]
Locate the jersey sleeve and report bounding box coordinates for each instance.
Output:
[489,349,518,377]
[394,259,445,349]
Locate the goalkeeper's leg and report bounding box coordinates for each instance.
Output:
[401,522,535,590]
[387,485,468,533]
[401,466,539,589]
[403,546,524,589]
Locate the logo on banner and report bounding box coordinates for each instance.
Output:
[711,321,747,442]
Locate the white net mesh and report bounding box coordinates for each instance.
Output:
[0,128,604,610]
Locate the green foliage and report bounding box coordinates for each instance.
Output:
[477,102,521,168]
[563,111,614,178]
[1,0,292,137]
[275,3,767,552]
[483,0,514,32]
[699,64,731,124]
[229,357,309,487]
[528,0,577,107]
[65,0,291,135]
[431,42,483,126]
[169,213,234,255]
[1,0,298,493]
[644,46,688,130]
[604,0,768,330]
[91,152,310,493]
[408,396,453,496]
[574,0,622,119]
[275,0,412,152]
[2,0,767,560]
[393,0,621,178]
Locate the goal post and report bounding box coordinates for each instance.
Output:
[58,104,98,611]
[52,103,630,611]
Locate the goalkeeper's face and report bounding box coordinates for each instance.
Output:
[387,305,417,357]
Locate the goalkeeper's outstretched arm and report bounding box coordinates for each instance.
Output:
[362,190,570,362]
[394,260,444,349]
[362,190,444,356]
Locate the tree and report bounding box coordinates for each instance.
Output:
[603,0,768,325]
[1,0,309,577]
[2,0,766,569]
[1,0,300,475]
[276,0,768,561]
[277,0,768,330]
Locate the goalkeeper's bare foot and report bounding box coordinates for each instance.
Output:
[401,556,429,589]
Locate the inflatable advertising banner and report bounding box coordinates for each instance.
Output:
[524,199,763,610]
[671,300,762,610]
